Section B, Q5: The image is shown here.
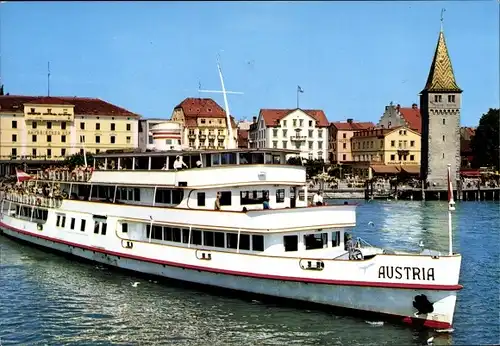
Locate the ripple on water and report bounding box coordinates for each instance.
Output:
[0,200,498,345]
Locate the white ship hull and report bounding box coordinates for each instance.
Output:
[0,211,461,330]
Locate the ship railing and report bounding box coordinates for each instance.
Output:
[3,192,63,208]
[36,170,92,182]
[355,236,374,248]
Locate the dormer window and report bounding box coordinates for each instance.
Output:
[30,108,35,113]
[448,95,455,103]
[434,95,442,103]
[201,119,206,124]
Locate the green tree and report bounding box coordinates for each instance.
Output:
[471,108,499,170]
[63,153,94,169]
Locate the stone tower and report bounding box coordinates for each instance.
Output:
[420,25,462,187]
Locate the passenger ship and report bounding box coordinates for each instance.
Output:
[0,148,462,330]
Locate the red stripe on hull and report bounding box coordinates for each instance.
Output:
[0,220,463,291]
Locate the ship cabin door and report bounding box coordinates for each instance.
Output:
[290,187,296,208]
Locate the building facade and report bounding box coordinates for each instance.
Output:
[249,108,329,161]
[420,27,462,186]
[377,103,422,133]
[0,96,140,161]
[329,119,374,163]
[460,126,476,168]
[170,98,237,150]
[351,126,421,167]
[138,118,168,152]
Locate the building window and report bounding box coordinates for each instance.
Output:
[309,141,313,149]
[96,123,100,130]
[61,135,66,143]
[148,136,153,144]
[80,122,85,130]
[448,95,455,103]
[96,149,100,154]
[61,122,66,130]
[410,155,415,161]
[32,148,37,157]
[434,95,442,102]
[390,154,395,161]
[126,136,131,144]
[342,154,346,161]
[343,143,346,149]
[61,148,66,156]
[293,119,297,127]
[47,149,52,157]
[96,136,100,144]
[80,149,84,155]
[318,130,322,138]
[32,122,37,129]
[47,122,52,129]
[80,136,85,143]
[443,135,445,142]
[32,135,37,142]
[273,141,277,148]
[410,140,415,147]
[111,123,116,131]
[282,141,287,149]
[126,124,131,131]
[309,130,313,137]
[318,141,323,149]
[282,120,287,126]
[11,148,17,157]
[273,129,278,137]
[442,153,445,159]
[12,134,17,142]
[110,136,116,144]
[391,140,395,147]
[47,135,52,142]
[12,120,17,128]
[442,119,446,125]
[283,129,287,137]
[342,133,346,139]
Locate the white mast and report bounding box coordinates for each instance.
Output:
[198,54,243,149]
[447,163,455,255]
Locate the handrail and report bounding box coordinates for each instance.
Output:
[36,170,92,182]
[3,192,63,209]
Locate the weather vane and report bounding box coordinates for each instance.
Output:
[440,8,446,31]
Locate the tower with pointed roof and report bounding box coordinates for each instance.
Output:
[420,21,462,186]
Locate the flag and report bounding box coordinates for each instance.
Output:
[447,165,455,211]
[16,168,35,183]
[297,85,304,93]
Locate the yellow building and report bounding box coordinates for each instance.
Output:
[171,98,237,149]
[0,96,140,162]
[350,126,421,176]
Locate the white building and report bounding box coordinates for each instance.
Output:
[150,122,183,151]
[249,108,330,162]
[138,118,168,152]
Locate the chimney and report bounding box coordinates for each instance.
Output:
[252,116,257,123]
[412,103,418,110]
[347,118,353,124]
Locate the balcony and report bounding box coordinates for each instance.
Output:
[218,134,226,139]
[208,146,216,150]
[290,135,307,142]
[188,134,196,139]
[208,135,216,140]
[217,146,225,150]
[199,134,207,140]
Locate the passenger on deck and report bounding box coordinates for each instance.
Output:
[173,156,188,171]
[263,193,270,209]
[214,192,221,210]
[313,191,324,206]
[196,160,203,168]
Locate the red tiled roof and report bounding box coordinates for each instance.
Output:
[398,107,421,133]
[175,98,226,118]
[0,95,140,117]
[237,129,249,148]
[331,121,374,131]
[259,108,329,127]
[460,126,476,140]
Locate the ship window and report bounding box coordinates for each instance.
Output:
[70,218,75,230]
[61,216,66,228]
[239,234,250,250]
[331,231,341,247]
[240,190,269,205]
[172,228,182,242]
[122,223,128,233]
[298,190,305,201]
[182,229,190,243]
[153,225,163,240]
[56,215,61,227]
[191,229,202,245]
[94,221,100,234]
[101,223,107,235]
[214,232,225,247]
[172,190,184,204]
[252,235,264,251]
[204,231,214,246]
[163,227,172,241]
[197,192,206,206]
[304,233,328,250]
[219,191,232,206]
[155,189,171,204]
[80,219,86,232]
[276,189,285,203]
[226,233,238,249]
[284,235,298,252]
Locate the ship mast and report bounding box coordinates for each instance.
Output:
[199,54,243,149]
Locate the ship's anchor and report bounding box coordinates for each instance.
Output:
[412,294,434,315]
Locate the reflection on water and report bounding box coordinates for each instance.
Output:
[0,200,498,345]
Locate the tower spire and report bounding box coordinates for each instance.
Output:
[422,11,461,94]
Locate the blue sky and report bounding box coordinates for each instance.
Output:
[1,1,498,126]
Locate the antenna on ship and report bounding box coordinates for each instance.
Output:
[447,164,455,255]
[198,53,244,149]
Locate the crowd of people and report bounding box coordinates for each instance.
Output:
[36,165,93,182]
[0,179,66,208]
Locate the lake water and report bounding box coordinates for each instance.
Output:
[0,200,498,345]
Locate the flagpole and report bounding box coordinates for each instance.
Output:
[447,163,455,256]
[296,87,299,109]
